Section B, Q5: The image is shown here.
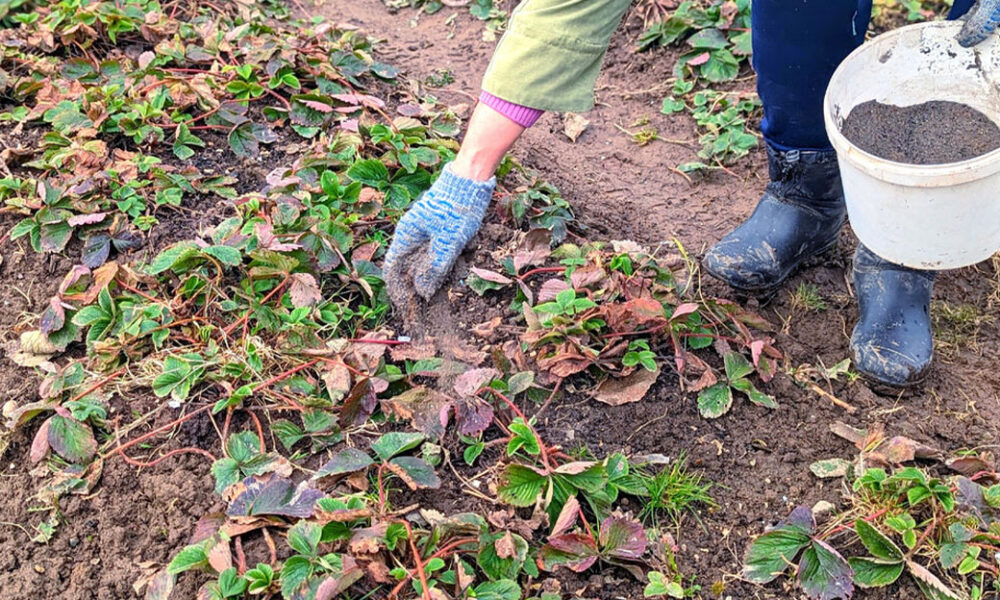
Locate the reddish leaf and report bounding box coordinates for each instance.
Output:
[254,222,300,252]
[62,261,117,304]
[67,212,108,226]
[946,454,996,480]
[301,99,335,113]
[143,569,174,600]
[30,417,52,464]
[288,272,322,307]
[670,303,700,321]
[829,422,867,446]
[537,278,570,303]
[553,461,600,475]
[331,93,386,109]
[339,378,377,428]
[453,397,495,436]
[537,533,599,573]
[352,242,379,263]
[389,339,437,362]
[453,367,500,398]
[314,557,364,600]
[190,513,226,544]
[349,524,387,554]
[321,361,351,402]
[207,535,232,573]
[551,495,580,537]
[39,297,65,335]
[513,229,551,273]
[599,515,647,561]
[468,267,512,285]
[881,436,941,465]
[471,316,502,339]
[495,531,518,559]
[569,263,606,290]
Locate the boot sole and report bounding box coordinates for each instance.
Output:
[701,239,840,299]
[849,347,930,395]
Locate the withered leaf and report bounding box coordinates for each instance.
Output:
[226,474,322,518]
[380,386,451,438]
[453,396,495,437]
[339,378,377,428]
[495,531,518,560]
[454,367,500,398]
[513,229,551,273]
[593,367,660,406]
[288,272,323,307]
[562,113,590,142]
[349,523,388,554]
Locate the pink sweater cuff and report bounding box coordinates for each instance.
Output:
[479,91,544,128]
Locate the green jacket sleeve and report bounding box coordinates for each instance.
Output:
[481,0,632,113]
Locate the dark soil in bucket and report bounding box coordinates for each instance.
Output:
[842,100,1000,164]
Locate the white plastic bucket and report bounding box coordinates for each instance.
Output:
[824,21,1000,270]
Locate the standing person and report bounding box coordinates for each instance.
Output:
[383,0,1000,389]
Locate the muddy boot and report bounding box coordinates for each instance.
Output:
[850,244,935,389]
[703,145,846,295]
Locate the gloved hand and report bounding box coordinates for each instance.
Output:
[383,162,496,304]
[957,0,1000,47]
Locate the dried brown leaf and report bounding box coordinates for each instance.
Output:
[288,272,322,307]
[495,531,518,559]
[562,113,590,142]
[593,367,659,406]
[513,229,551,273]
[829,422,867,446]
[454,367,500,398]
[471,316,502,340]
[380,386,451,438]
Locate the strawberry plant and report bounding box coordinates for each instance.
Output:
[469,238,779,412]
[745,423,1000,600]
[0,1,816,599]
[661,88,761,170]
[637,1,761,168]
[638,0,752,83]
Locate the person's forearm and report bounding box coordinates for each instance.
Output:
[449,101,532,182]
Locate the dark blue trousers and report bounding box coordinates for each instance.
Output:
[754,0,977,151]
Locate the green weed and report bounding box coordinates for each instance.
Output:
[636,456,715,526]
[791,283,828,312]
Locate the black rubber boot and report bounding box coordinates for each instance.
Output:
[850,244,935,389]
[703,145,846,294]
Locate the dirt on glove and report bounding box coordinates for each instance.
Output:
[842,100,1000,164]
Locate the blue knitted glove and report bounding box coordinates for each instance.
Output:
[383,163,496,303]
[958,0,1000,47]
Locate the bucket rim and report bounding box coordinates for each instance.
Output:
[823,20,1000,187]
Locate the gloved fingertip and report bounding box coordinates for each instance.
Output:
[956,30,987,47]
[413,270,443,301]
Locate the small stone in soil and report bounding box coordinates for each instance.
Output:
[842,100,1000,164]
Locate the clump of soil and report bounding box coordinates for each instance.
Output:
[842,100,1000,164]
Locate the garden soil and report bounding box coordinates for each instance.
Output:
[2,2,1000,599]
[842,100,1000,164]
